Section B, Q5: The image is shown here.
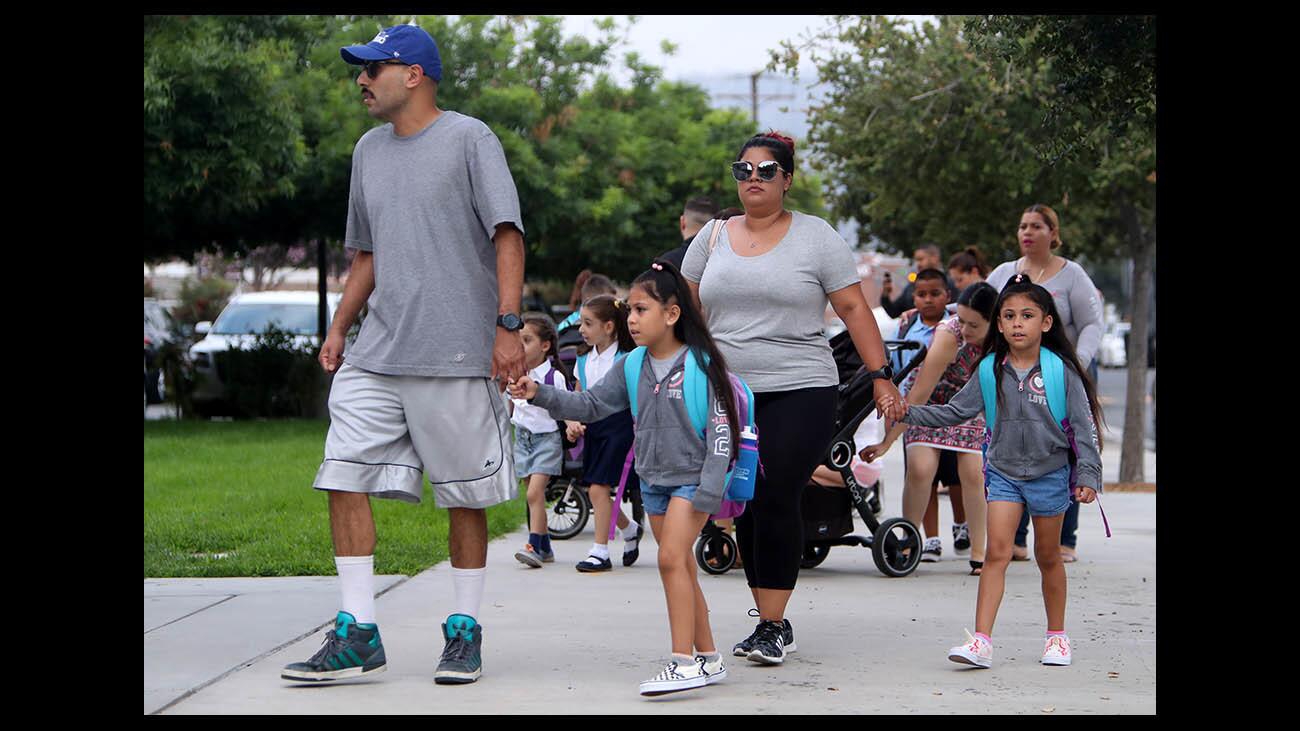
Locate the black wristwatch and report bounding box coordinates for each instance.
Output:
[862,363,893,382]
[496,313,524,332]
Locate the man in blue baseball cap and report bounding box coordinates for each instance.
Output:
[282,22,527,688]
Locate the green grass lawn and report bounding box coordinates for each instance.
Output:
[144,420,525,577]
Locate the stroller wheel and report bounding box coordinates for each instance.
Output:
[695,528,738,575]
[544,478,590,540]
[872,517,922,577]
[800,543,831,569]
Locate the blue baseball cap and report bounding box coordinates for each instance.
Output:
[340,24,442,82]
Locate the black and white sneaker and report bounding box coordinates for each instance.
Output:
[921,537,943,562]
[697,654,727,685]
[953,523,970,556]
[639,658,708,696]
[734,610,797,656]
[746,620,786,665]
[733,609,764,657]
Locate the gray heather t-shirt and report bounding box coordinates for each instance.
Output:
[681,212,862,392]
[650,346,688,383]
[343,111,524,377]
[987,259,1102,368]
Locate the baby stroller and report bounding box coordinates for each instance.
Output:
[533,320,645,541]
[694,337,928,578]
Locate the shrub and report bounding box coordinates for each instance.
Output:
[214,324,325,418]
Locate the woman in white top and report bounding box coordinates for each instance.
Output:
[986,204,1103,563]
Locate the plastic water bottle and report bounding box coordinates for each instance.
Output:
[727,424,760,501]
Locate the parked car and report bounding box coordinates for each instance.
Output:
[144,298,183,404]
[189,291,343,414]
[1097,321,1130,368]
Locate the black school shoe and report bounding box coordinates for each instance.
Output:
[576,554,613,572]
[623,524,644,567]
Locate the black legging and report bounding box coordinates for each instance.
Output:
[735,386,837,590]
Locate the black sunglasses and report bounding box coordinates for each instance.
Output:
[361,59,409,79]
[731,160,785,182]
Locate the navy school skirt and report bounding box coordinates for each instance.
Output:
[581,409,639,491]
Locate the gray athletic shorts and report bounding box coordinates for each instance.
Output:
[312,363,515,509]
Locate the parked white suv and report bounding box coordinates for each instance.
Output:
[189,291,343,413]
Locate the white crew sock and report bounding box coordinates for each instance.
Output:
[623,523,641,542]
[451,567,487,620]
[335,555,376,624]
[588,543,611,560]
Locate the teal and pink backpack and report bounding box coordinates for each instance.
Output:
[977,347,1110,537]
[622,346,760,520]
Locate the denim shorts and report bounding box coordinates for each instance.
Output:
[985,464,1072,517]
[641,483,698,516]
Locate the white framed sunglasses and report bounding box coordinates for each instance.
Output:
[731,160,786,182]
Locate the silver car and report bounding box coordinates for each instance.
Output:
[188,291,343,413]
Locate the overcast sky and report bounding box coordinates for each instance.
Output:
[558,15,934,83]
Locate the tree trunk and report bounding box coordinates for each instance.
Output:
[316,238,327,342]
[1119,199,1152,483]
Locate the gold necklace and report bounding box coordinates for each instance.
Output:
[1022,255,1053,281]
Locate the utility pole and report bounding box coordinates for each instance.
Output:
[713,71,795,126]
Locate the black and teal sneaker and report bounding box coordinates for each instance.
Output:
[281,611,387,682]
[434,614,483,685]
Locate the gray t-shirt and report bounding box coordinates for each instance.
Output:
[681,212,861,392]
[987,259,1102,368]
[343,111,524,377]
[650,346,688,383]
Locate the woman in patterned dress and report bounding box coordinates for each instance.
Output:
[862,282,999,575]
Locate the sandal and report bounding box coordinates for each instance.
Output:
[969,561,983,576]
[1060,547,1077,563]
[1011,544,1030,561]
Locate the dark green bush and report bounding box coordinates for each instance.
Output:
[214,324,324,418]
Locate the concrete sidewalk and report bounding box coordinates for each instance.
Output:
[148,443,1155,714]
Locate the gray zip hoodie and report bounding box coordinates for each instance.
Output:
[530,348,733,515]
[901,358,1103,491]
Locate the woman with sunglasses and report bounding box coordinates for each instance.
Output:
[681,132,904,667]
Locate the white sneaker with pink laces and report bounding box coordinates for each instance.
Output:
[947,629,992,669]
[1041,634,1072,666]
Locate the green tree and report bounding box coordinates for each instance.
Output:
[145,15,825,283]
[770,16,1098,262]
[964,15,1156,483]
[773,14,1155,481]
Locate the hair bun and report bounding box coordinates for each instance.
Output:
[764,131,795,152]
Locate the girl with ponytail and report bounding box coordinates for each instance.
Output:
[509,259,745,696]
[895,274,1104,671]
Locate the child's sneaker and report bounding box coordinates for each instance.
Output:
[514,544,545,568]
[1041,634,1072,666]
[953,523,970,556]
[639,657,709,696]
[281,611,387,682]
[947,629,992,669]
[921,537,943,562]
[696,654,727,685]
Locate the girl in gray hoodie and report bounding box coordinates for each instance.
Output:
[510,260,742,697]
[894,275,1104,670]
